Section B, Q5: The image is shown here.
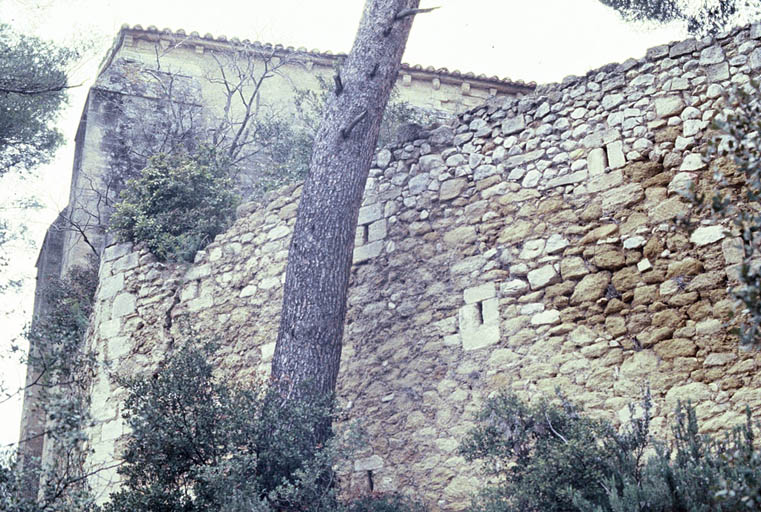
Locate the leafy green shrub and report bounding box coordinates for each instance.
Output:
[345,493,427,512]
[461,391,761,512]
[105,343,426,512]
[4,263,100,512]
[110,147,238,262]
[105,343,337,512]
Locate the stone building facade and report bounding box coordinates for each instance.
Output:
[23,21,761,512]
[19,24,533,492]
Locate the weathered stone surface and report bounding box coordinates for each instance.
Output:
[443,226,477,246]
[570,272,611,305]
[62,27,761,511]
[606,141,626,169]
[528,264,560,290]
[655,96,686,118]
[561,256,589,280]
[690,225,726,246]
[112,293,137,318]
[501,115,526,136]
[353,241,383,263]
[464,283,496,304]
[418,154,446,172]
[588,148,607,175]
[358,203,382,225]
[439,178,469,201]
[501,280,529,297]
[601,183,644,213]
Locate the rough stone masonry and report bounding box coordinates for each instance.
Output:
[83,23,761,511]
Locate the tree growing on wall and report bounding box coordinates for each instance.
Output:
[271,0,423,405]
[598,0,761,35]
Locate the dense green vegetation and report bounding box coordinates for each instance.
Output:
[109,147,239,262]
[104,343,425,512]
[461,391,761,512]
[0,24,77,176]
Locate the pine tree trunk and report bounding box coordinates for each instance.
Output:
[272,0,420,399]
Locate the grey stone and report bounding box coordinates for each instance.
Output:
[647,44,669,60]
[418,154,445,172]
[531,310,561,326]
[700,45,725,65]
[601,183,644,213]
[354,455,384,472]
[430,125,455,146]
[376,149,392,169]
[680,153,705,171]
[506,149,545,168]
[606,141,626,169]
[500,279,528,297]
[527,264,559,290]
[752,22,761,39]
[519,239,545,260]
[474,164,497,181]
[670,39,697,58]
[545,234,569,255]
[501,115,526,136]
[464,283,496,304]
[112,293,137,318]
[408,174,430,195]
[546,170,587,188]
[690,226,726,246]
[353,241,383,263]
[358,203,382,225]
[602,93,624,110]
[588,170,623,193]
[103,242,133,262]
[368,219,387,242]
[655,96,685,118]
[439,178,468,201]
[668,172,696,197]
[98,273,124,301]
[751,48,761,70]
[706,62,730,81]
[521,170,541,188]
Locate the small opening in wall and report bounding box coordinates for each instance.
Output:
[367,470,374,491]
[476,301,483,325]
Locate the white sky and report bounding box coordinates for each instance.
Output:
[0,0,691,447]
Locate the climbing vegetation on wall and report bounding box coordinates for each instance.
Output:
[697,80,761,347]
[2,262,100,512]
[110,146,239,262]
[461,391,761,512]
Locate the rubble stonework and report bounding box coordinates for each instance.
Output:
[82,24,761,511]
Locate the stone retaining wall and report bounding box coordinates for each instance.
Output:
[84,23,761,511]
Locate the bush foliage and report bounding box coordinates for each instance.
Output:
[461,391,761,512]
[105,343,424,512]
[2,262,100,512]
[110,147,238,262]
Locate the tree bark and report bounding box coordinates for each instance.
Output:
[272,0,420,399]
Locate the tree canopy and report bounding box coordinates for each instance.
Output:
[599,0,761,35]
[0,24,77,175]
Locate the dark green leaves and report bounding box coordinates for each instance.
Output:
[0,24,76,175]
[598,0,760,36]
[109,147,239,262]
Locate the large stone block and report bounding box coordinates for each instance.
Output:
[501,115,526,136]
[570,272,611,305]
[527,264,559,290]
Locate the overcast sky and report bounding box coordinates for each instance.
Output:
[0,0,691,447]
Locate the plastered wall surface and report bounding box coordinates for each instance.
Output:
[82,23,761,510]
